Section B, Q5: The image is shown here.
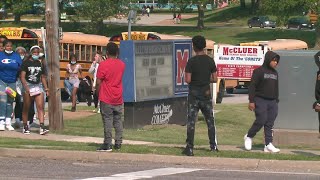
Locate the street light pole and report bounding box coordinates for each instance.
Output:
[45,0,64,130]
[127,10,136,40]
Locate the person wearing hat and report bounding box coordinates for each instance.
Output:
[0,40,22,131]
[20,45,49,135]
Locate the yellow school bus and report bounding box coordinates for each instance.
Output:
[0,27,39,50]
[0,27,110,101]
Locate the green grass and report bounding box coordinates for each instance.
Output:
[1,137,320,161]
[0,5,316,48]
[57,104,262,146]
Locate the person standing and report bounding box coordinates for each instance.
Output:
[14,46,32,128]
[20,45,49,135]
[89,51,105,113]
[314,51,320,138]
[244,51,281,153]
[96,42,125,152]
[64,54,82,112]
[0,40,22,131]
[183,35,218,156]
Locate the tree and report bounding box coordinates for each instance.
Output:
[0,0,42,23]
[75,0,130,34]
[260,0,306,26]
[240,0,246,8]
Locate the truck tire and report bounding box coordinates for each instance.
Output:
[216,80,225,104]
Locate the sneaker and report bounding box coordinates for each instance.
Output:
[182,147,194,156]
[0,124,5,131]
[244,134,252,151]
[264,143,280,153]
[23,126,30,135]
[97,108,100,114]
[39,127,49,135]
[6,125,14,131]
[210,146,219,152]
[114,144,121,150]
[97,144,112,152]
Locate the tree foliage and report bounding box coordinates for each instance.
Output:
[73,0,130,34]
[0,0,42,22]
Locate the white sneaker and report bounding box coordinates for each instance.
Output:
[264,143,280,153]
[6,125,14,131]
[0,124,5,131]
[244,134,252,151]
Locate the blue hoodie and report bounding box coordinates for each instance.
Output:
[0,51,22,83]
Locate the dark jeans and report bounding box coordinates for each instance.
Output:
[100,102,123,145]
[247,97,278,145]
[318,112,320,133]
[186,94,217,149]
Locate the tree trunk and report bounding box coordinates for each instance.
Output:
[96,19,104,34]
[315,27,320,49]
[45,0,64,130]
[14,14,21,23]
[197,4,205,29]
[240,0,246,9]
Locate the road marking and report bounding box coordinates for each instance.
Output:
[80,167,202,180]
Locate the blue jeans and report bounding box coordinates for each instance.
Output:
[0,80,16,121]
[64,79,73,96]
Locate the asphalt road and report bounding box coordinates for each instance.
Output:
[1,156,319,180]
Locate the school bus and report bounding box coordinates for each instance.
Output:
[109,31,224,102]
[224,39,309,94]
[0,27,109,101]
[0,27,38,50]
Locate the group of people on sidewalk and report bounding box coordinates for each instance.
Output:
[0,35,49,135]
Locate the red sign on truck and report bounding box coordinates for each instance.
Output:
[214,45,266,79]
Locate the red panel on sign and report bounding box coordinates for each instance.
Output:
[217,64,260,79]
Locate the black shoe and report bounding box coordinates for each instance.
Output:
[114,144,121,150]
[71,106,76,112]
[210,146,219,152]
[96,144,112,152]
[182,147,194,156]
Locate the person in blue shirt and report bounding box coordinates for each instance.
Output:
[0,40,22,131]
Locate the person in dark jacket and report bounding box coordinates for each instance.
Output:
[314,51,320,137]
[244,51,281,153]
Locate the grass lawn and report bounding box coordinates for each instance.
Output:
[58,104,261,147]
[1,137,320,161]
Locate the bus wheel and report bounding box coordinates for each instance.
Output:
[216,80,225,104]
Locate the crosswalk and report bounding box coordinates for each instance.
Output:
[80,167,202,180]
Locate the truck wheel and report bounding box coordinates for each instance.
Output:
[216,80,225,104]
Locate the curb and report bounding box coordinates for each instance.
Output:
[1,148,319,174]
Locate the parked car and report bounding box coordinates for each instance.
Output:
[286,17,314,30]
[247,16,276,28]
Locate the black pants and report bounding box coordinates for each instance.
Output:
[186,94,217,149]
[247,97,278,145]
[318,112,320,133]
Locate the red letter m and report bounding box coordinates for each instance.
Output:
[176,49,189,85]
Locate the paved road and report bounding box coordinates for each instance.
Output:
[1,156,319,180]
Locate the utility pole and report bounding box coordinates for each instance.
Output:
[45,0,64,130]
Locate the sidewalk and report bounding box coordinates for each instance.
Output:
[1,130,320,156]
